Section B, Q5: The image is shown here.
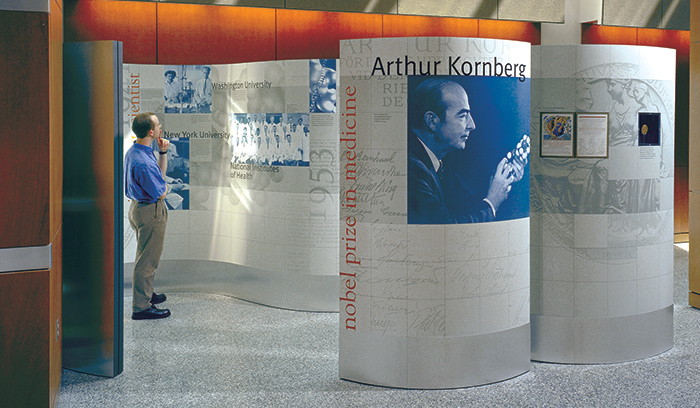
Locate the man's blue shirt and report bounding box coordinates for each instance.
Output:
[125,142,166,203]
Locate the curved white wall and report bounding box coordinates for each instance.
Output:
[339,37,532,388]
[530,45,675,363]
[123,60,339,312]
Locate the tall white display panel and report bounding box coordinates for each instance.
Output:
[122,60,339,311]
[339,37,531,388]
[530,45,675,363]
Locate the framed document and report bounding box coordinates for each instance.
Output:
[638,112,661,146]
[540,113,574,157]
[576,113,608,158]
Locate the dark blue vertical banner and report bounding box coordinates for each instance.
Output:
[310,59,337,113]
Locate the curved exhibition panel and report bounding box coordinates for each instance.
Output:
[122,59,339,312]
[530,45,675,363]
[339,37,531,388]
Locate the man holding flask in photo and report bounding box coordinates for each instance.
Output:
[407,78,523,224]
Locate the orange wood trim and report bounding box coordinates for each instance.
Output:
[675,166,689,234]
[64,4,549,62]
[382,14,479,38]
[50,2,63,405]
[50,0,64,244]
[64,0,157,64]
[478,19,541,44]
[638,27,690,54]
[277,9,382,60]
[581,24,638,45]
[157,3,276,65]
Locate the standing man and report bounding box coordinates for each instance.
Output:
[125,112,171,320]
[407,78,517,224]
[195,66,213,113]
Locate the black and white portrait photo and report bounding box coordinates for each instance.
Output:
[164,65,212,114]
[407,76,530,224]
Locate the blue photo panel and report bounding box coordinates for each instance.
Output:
[164,65,212,114]
[164,138,189,210]
[230,113,309,167]
[638,112,661,146]
[309,59,337,113]
[407,75,530,224]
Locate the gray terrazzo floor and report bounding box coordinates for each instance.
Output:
[59,245,700,408]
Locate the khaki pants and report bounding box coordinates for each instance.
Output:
[129,199,168,313]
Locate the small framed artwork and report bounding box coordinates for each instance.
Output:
[540,113,574,158]
[638,112,661,146]
[576,113,609,158]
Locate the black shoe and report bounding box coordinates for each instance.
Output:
[132,305,171,320]
[151,292,167,305]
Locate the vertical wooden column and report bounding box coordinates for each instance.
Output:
[689,0,700,308]
[0,0,63,407]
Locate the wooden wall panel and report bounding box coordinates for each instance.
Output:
[49,227,62,407]
[583,25,690,51]
[50,1,63,404]
[0,270,50,407]
[277,9,382,60]
[638,27,690,52]
[690,193,700,298]
[691,41,700,192]
[478,20,541,45]
[0,3,62,406]
[0,11,50,248]
[64,0,156,64]
[63,3,546,63]
[158,4,276,64]
[676,166,689,235]
[382,14,479,38]
[581,24,637,45]
[689,0,700,305]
